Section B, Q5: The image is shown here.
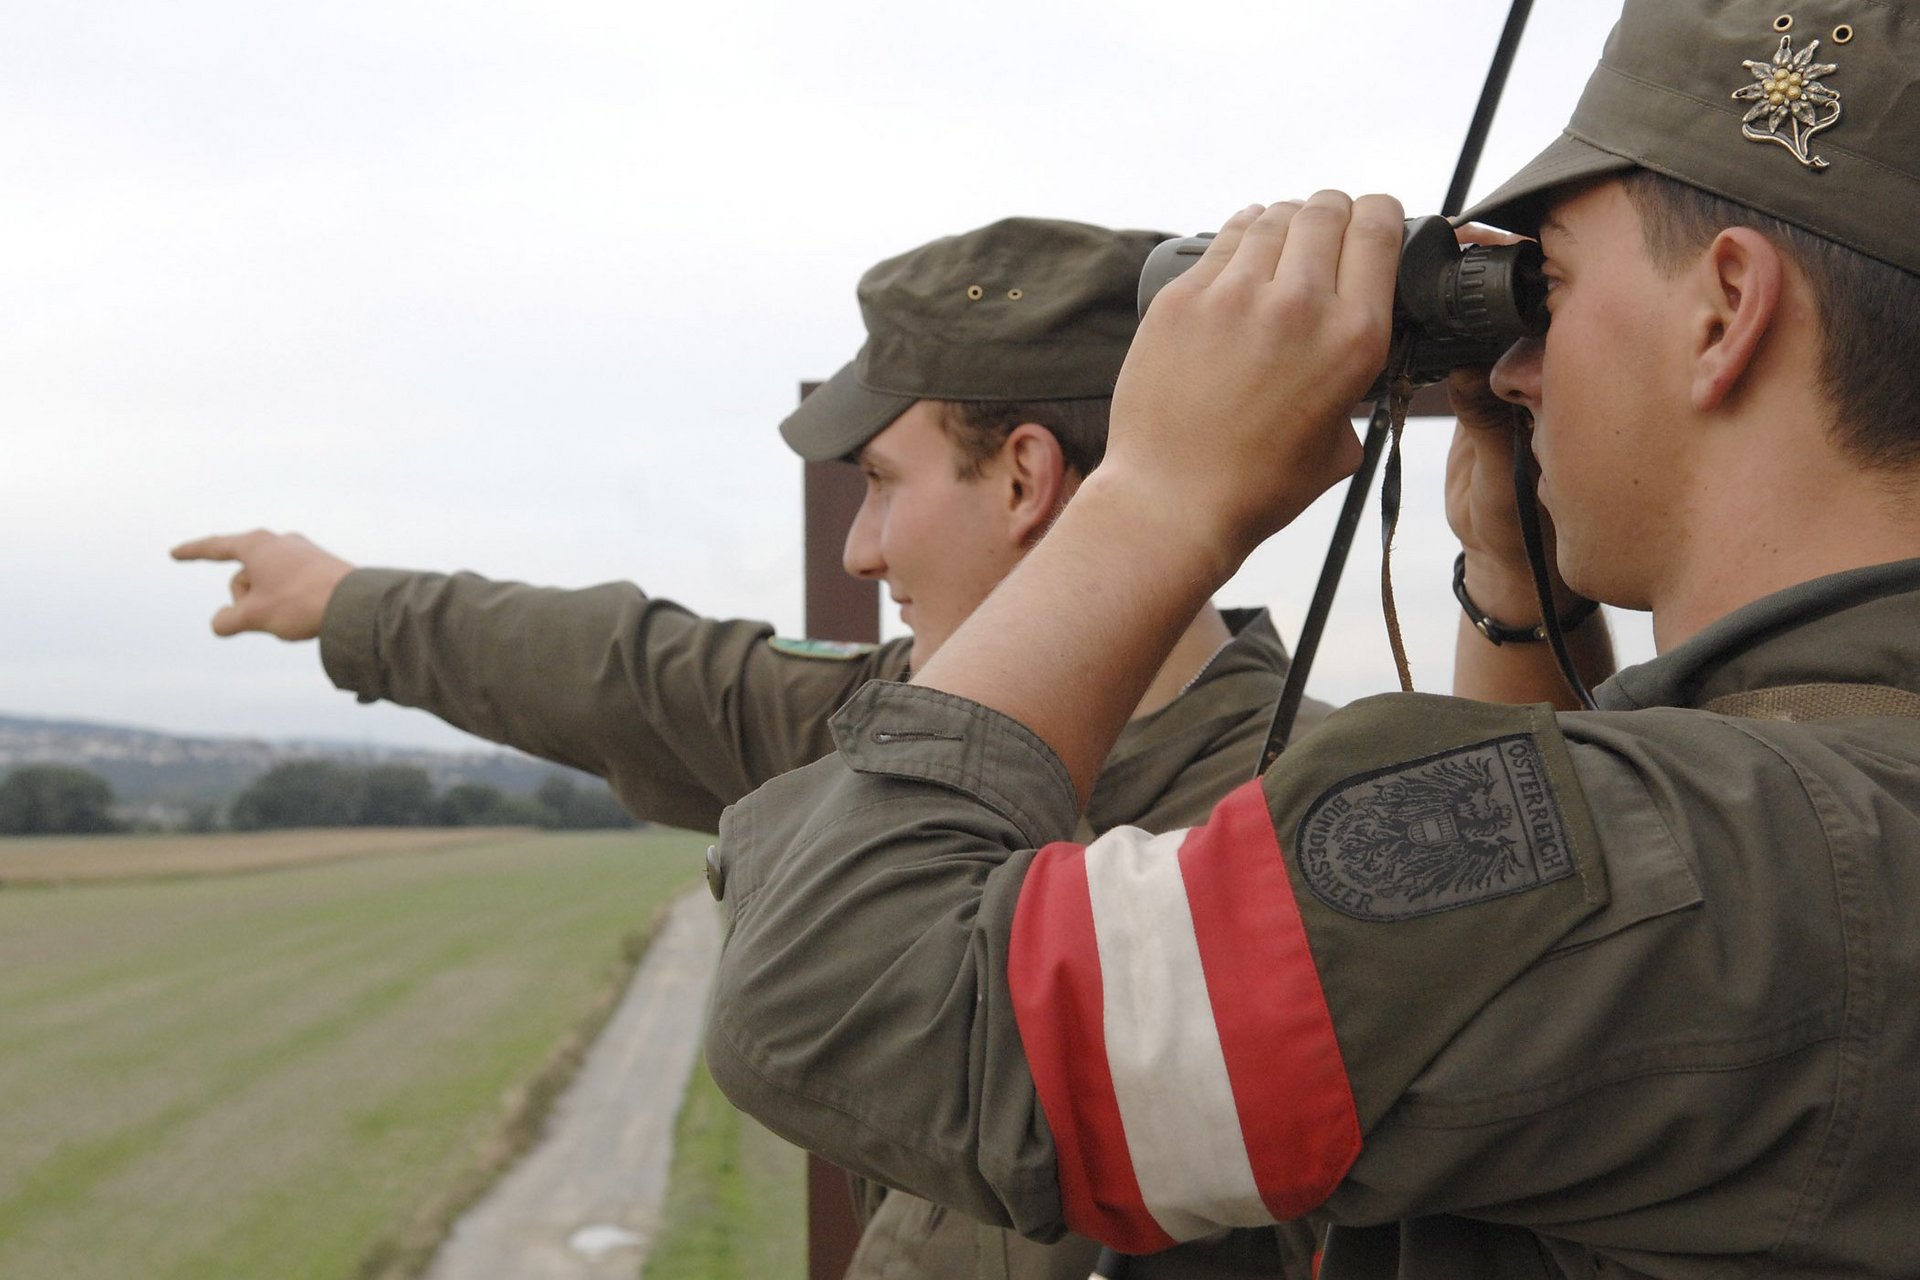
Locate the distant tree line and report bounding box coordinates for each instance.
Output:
[230,763,635,831]
[0,762,635,835]
[0,765,124,835]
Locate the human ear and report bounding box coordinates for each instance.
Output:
[1691,227,1785,414]
[1000,423,1069,544]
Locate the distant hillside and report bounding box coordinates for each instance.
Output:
[0,713,588,815]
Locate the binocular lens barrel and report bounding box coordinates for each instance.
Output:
[1136,217,1547,396]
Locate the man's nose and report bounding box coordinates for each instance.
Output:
[841,495,885,581]
[1490,335,1543,408]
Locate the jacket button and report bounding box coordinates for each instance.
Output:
[705,845,725,901]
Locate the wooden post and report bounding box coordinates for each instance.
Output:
[798,381,877,1280]
[799,378,879,645]
[804,457,879,647]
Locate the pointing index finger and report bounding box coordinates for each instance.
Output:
[170,534,245,563]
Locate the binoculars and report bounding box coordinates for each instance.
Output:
[1137,216,1548,398]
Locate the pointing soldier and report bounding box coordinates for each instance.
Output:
[705,0,1920,1273]
[175,218,1335,1278]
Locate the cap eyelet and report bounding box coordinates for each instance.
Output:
[1773,13,1793,31]
[1832,23,1853,42]
[965,285,984,301]
[1006,288,1024,301]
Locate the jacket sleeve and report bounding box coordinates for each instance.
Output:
[712,679,1869,1263]
[318,568,910,832]
[707,684,1615,1253]
[1316,705,1861,1260]
[706,683,1080,1240]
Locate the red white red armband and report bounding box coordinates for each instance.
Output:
[1008,779,1360,1252]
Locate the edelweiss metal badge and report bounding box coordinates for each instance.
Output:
[1732,33,1842,169]
[1294,736,1574,921]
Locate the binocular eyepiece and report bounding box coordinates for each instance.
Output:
[1136,216,1548,399]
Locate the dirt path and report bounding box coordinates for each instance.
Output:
[423,888,722,1280]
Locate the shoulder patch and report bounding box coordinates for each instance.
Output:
[1295,735,1574,921]
[767,636,879,662]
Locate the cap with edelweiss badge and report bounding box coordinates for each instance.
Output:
[1465,0,1920,277]
[779,218,1172,463]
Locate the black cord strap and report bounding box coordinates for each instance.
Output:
[1259,400,1397,772]
[1509,422,1600,709]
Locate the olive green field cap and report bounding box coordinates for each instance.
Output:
[1464,0,1920,277]
[779,218,1171,463]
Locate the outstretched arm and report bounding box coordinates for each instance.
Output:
[171,530,907,830]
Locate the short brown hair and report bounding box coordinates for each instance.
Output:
[1620,169,1920,470]
[936,398,1111,480]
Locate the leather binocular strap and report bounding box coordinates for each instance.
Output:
[1701,683,1920,721]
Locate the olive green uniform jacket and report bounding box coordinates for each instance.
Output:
[707,559,1920,1278]
[319,568,1331,1279]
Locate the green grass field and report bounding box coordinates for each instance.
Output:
[0,827,704,1280]
[642,1057,805,1280]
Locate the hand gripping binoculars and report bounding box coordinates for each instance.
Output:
[1136,216,1548,399]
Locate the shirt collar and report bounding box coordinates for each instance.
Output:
[1595,557,1920,711]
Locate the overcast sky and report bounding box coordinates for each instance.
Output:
[2,0,1649,752]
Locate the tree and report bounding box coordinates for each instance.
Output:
[0,765,122,835]
[179,802,222,834]
[431,782,535,827]
[359,765,434,826]
[533,775,637,830]
[229,760,365,830]
[226,761,633,830]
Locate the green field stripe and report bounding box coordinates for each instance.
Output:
[0,829,706,1280]
[643,1054,805,1280]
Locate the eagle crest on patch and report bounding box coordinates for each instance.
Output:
[1295,736,1573,921]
